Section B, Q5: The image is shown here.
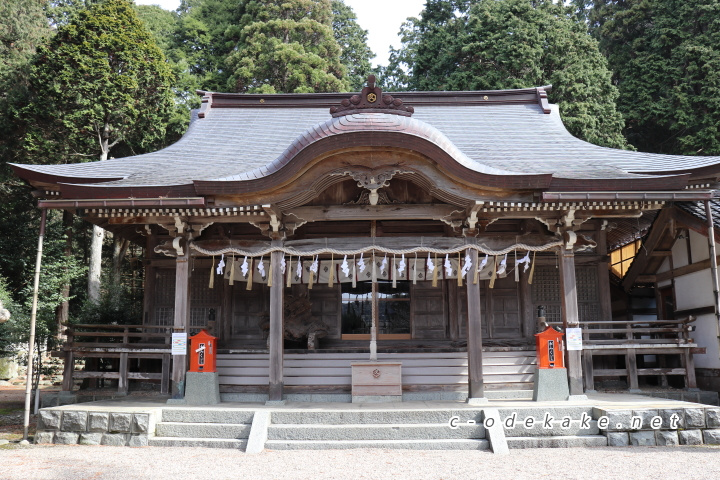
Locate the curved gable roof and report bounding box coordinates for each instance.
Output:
[11,86,719,198]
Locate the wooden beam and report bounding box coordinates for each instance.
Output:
[635,275,657,283]
[268,247,284,401]
[622,207,674,292]
[558,246,583,395]
[655,255,720,283]
[466,249,485,399]
[107,214,266,225]
[286,204,464,223]
[670,206,720,244]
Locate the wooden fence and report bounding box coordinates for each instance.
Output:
[58,324,173,394]
[552,316,699,391]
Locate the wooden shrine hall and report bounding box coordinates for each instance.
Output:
[12,76,720,402]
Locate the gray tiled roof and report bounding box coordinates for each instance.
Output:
[14,100,720,188]
[677,199,720,229]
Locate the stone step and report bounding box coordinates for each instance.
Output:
[269,409,484,425]
[161,408,255,424]
[484,390,533,400]
[265,438,491,450]
[155,422,252,439]
[267,423,486,441]
[148,437,247,449]
[507,435,608,449]
[497,407,599,437]
[496,406,595,418]
[504,420,599,437]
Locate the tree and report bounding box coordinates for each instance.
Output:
[376,18,420,92]
[136,4,202,143]
[575,0,720,155]
[173,0,243,92]
[408,0,472,92]
[331,1,374,91]
[0,1,53,307]
[387,0,628,149]
[226,0,349,93]
[22,0,175,303]
[0,0,51,165]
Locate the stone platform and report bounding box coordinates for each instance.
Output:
[33,392,720,453]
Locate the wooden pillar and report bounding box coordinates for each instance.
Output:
[596,226,612,323]
[519,269,534,339]
[62,351,74,392]
[557,246,584,395]
[268,247,284,401]
[705,201,720,340]
[118,352,129,395]
[161,353,170,395]
[171,239,191,398]
[625,349,639,390]
[447,280,459,341]
[466,249,485,399]
[143,228,156,327]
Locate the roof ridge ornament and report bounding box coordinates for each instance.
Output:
[330,75,414,118]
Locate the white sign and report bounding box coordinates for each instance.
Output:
[171,332,187,355]
[565,327,583,351]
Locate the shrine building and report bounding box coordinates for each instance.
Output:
[12,76,720,402]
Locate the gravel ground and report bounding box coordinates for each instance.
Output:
[2,445,720,480]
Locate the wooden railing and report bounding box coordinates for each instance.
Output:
[550,317,698,391]
[59,324,173,394]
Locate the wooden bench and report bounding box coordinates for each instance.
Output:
[552,317,698,391]
[57,324,173,394]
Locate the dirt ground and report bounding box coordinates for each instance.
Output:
[0,385,45,442]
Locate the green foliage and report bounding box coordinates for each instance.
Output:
[0,0,52,168]
[576,0,720,155]
[164,0,371,95]
[331,1,374,91]
[0,212,86,354]
[46,0,104,27]
[408,0,473,92]
[22,0,176,165]
[226,0,349,93]
[135,4,201,144]
[174,0,244,92]
[376,18,420,92]
[386,0,628,149]
[0,276,19,354]
[76,282,142,326]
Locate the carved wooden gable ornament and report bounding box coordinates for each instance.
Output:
[330,75,414,118]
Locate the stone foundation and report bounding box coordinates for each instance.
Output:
[596,406,720,447]
[35,409,154,446]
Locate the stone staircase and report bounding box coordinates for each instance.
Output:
[147,405,608,451]
[264,409,490,450]
[149,408,254,449]
[500,406,607,449]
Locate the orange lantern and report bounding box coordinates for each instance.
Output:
[535,326,565,369]
[189,329,217,373]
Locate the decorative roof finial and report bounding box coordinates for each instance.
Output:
[330,75,414,118]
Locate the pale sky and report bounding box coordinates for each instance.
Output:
[134,0,427,66]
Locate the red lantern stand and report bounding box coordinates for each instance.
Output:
[532,326,570,401]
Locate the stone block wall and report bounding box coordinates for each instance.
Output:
[35,409,154,446]
[595,406,720,447]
